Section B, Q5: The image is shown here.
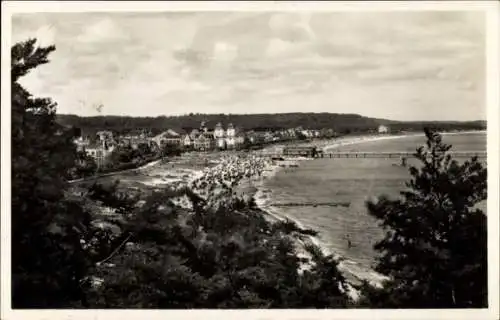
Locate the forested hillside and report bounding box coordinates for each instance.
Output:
[57,113,486,136]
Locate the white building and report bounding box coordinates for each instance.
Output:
[212,122,242,150]
[152,129,182,147]
[183,134,193,148]
[378,125,390,134]
[214,122,226,149]
[226,123,236,148]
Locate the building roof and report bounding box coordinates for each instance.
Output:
[154,130,183,140]
[172,128,187,135]
[196,133,215,141]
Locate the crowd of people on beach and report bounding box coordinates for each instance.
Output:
[187,154,273,201]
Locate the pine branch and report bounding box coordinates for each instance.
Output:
[96,233,133,265]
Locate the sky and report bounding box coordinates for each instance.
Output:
[11,11,486,121]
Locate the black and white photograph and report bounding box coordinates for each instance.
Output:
[1,1,499,319]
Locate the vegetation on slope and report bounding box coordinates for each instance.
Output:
[57,113,486,137]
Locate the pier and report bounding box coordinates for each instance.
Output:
[257,151,487,159]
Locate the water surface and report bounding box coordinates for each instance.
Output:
[262,132,487,280]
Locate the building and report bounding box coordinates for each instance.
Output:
[153,129,183,147]
[189,129,200,140]
[283,146,319,158]
[378,125,390,134]
[225,123,236,149]
[96,130,114,142]
[212,122,245,150]
[74,136,91,152]
[194,133,215,151]
[247,131,265,145]
[214,122,226,149]
[85,144,105,168]
[159,133,182,147]
[263,131,275,143]
[183,134,193,149]
[235,131,245,146]
[300,129,314,138]
[84,139,116,168]
[120,137,149,150]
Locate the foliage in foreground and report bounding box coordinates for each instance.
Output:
[358,129,487,308]
[11,39,92,307]
[85,190,351,308]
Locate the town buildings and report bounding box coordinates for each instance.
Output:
[73,119,342,166]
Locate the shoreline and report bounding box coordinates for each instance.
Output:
[321,129,485,152]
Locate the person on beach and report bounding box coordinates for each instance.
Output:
[345,234,352,249]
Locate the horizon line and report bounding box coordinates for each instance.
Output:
[56,112,487,123]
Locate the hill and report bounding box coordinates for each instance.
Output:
[56,113,486,136]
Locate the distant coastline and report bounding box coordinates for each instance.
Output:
[321,129,486,152]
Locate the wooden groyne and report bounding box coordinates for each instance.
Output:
[270,202,351,208]
[257,151,487,159]
[320,151,487,159]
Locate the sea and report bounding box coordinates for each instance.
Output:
[256,132,487,283]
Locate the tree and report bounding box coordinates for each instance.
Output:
[160,143,182,157]
[296,131,307,141]
[358,128,487,308]
[11,39,91,307]
[87,186,351,308]
[69,150,98,179]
